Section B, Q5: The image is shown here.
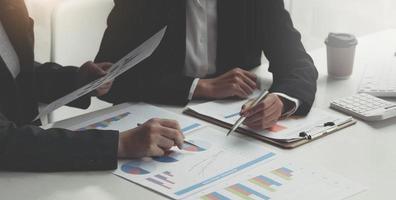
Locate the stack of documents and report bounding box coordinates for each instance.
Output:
[48,103,364,199]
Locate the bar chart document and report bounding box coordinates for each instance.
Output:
[188,160,366,200]
[114,127,277,199]
[67,103,203,134]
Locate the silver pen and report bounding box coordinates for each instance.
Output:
[226,91,270,136]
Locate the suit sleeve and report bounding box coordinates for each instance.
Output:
[95,0,194,106]
[262,0,318,116]
[0,112,119,172]
[35,62,92,109]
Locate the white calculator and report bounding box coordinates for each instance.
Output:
[330,93,396,121]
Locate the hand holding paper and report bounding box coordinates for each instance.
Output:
[35,27,167,121]
[77,61,113,97]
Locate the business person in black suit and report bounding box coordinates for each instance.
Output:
[96,0,318,130]
[0,0,184,171]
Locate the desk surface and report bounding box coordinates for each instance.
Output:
[1,30,396,200]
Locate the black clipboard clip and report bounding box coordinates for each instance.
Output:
[298,121,337,140]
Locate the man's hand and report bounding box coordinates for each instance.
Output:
[240,94,284,130]
[193,68,258,99]
[78,61,113,97]
[118,118,185,158]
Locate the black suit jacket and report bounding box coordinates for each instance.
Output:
[96,0,318,115]
[0,0,118,172]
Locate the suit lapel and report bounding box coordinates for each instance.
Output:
[0,0,34,72]
[0,0,38,124]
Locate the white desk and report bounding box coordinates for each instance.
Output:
[1,30,395,200]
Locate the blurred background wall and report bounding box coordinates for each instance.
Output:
[26,0,396,63]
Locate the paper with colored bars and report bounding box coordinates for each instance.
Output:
[188,159,366,200]
[185,92,353,142]
[114,126,276,199]
[68,103,203,134]
[35,27,167,120]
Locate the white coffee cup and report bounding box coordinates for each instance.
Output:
[325,33,358,79]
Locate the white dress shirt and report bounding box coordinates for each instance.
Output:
[0,21,20,78]
[184,0,300,116]
[184,0,217,78]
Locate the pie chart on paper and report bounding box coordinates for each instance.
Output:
[121,160,155,175]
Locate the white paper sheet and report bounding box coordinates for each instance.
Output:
[113,127,276,199]
[186,95,352,141]
[187,159,367,200]
[58,103,276,199]
[35,27,166,120]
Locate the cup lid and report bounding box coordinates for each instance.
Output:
[325,33,358,48]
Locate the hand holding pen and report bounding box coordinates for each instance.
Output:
[227,91,269,136]
[241,93,286,131]
[118,119,184,158]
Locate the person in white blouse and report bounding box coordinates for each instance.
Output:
[96,0,318,130]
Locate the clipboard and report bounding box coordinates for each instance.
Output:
[184,107,357,149]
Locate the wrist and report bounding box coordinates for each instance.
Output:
[117,133,126,158]
[193,79,212,98]
[278,96,293,115]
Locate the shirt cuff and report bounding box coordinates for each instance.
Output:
[188,78,200,101]
[272,92,301,118]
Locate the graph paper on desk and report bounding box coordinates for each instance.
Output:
[188,160,366,200]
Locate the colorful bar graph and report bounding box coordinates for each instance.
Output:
[226,183,270,200]
[249,175,282,192]
[174,152,276,196]
[147,171,177,190]
[201,192,231,200]
[146,177,171,189]
[155,174,175,184]
[272,167,293,180]
[163,171,173,177]
[78,112,131,130]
